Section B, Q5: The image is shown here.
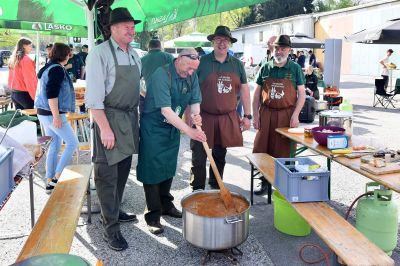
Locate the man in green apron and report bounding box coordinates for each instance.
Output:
[85,8,142,251]
[252,35,306,195]
[137,48,206,234]
[190,26,252,191]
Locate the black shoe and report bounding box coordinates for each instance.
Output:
[147,221,164,235]
[102,231,128,251]
[254,179,268,195]
[209,183,220,190]
[162,207,182,218]
[119,210,138,223]
[45,178,58,194]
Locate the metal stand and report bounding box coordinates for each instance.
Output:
[202,247,243,266]
[28,165,35,228]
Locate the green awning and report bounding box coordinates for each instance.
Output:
[0,0,266,35]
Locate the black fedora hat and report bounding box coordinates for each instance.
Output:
[207,25,237,43]
[109,7,141,26]
[273,35,292,47]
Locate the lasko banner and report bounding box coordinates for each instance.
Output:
[0,20,87,37]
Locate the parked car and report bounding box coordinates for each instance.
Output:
[0,50,11,68]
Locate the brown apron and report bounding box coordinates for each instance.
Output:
[200,64,242,148]
[253,68,297,157]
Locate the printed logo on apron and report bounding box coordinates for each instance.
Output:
[270,82,285,100]
[217,75,233,94]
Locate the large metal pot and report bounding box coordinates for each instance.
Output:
[181,190,250,250]
[319,110,353,137]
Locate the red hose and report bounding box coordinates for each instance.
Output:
[299,243,331,265]
[345,192,374,220]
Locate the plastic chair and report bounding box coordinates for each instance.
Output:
[373,79,395,109]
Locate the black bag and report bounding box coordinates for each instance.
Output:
[299,96,316,123]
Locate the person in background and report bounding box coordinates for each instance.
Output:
[288,49,297,62]
[85,7,142,252]
[140,39,174,114]
[297,50,305,69]
[8,37,37,110]
[255,35,277,73]
[65,44,85,81]
[304,65,319,100]
[137,48,206,234]
[78,44,89,63]
[379,48,394,89]
[190,25,251,191]
[45,43,53,63]
[252,35,305,195]
[34,43,79,194]
[195,47,206,57]
[308,50,317,68]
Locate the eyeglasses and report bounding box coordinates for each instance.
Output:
[181,54,200,60]
[214,37,230,44]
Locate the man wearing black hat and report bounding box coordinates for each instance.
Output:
[252,35,306,194]
[45,43,53,63]
[85,7,142,251]
[190,25,251,191]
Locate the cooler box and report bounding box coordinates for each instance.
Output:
[275,157,330,203]
[299,96,316,123]
[0,148,14,204]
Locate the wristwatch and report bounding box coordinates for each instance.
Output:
[243,114,252,120]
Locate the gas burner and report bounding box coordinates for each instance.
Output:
[201,247,243,265]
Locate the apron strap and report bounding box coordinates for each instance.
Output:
[108,40,119,67]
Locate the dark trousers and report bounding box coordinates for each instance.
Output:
[94,155,132,236]
[143,178,175,224]
[190,140,227,191]
[11,91,34,110]
[382,75,389,88]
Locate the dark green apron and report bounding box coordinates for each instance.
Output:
[92,40,140,166]
[137,64,192,184]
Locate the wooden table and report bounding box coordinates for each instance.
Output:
[0,96,12,112]
[276,127,400,193]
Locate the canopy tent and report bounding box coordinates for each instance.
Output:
[290,33,325,49]
[345,18,400,44]
[164,32,211,48]
[0,0,267,35]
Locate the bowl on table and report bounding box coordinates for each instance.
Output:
[311,126,345,146]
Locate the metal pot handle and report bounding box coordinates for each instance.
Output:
[225,216,243,224]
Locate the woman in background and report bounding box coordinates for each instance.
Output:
[8,37,37,109]
[34,43,78,194]
[304,66,319,100]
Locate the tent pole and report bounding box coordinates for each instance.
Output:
[85,6,95,49]
[36,31,40,72]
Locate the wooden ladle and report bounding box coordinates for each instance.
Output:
[196,125,237,211]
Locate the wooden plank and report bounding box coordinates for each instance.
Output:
[360,163,400,175]
[293,203,394,266]
[246,153,394,266]
[276,127,400,193]
[16,164,92,262]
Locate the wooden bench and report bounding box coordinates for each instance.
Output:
[246,153,394,266]
[16,164,92,263]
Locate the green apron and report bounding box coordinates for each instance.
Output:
[92,40,140,166]
[137,64,192,184]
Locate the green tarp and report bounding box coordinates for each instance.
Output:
[0,0,266,36]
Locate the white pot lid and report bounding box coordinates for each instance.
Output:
[319,110,353,118]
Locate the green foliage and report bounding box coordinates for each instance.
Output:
[0,30,22,48]
[243,0,360,25]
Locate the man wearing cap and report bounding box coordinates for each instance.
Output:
[190,25,251,191]
[85,7,142,251]
[45,43,53,63]
[137,48,206,234]
[252,35,306,194]
[65,44,85,81]
[140,39,174,113]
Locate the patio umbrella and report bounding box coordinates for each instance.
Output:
[165,32,211,48]
[345,18,400,44]
[290,33,325,49]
